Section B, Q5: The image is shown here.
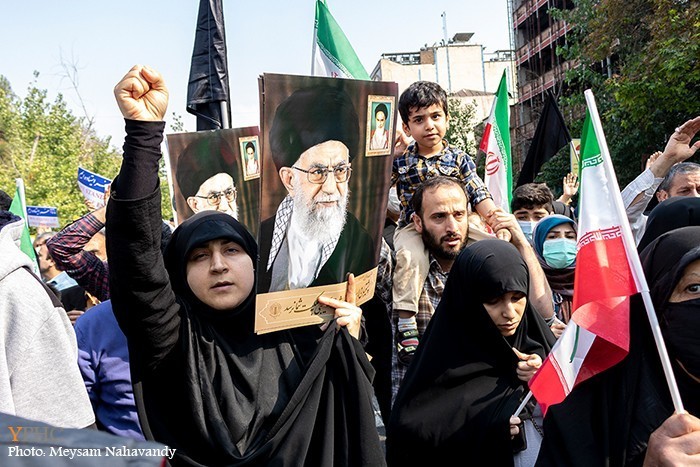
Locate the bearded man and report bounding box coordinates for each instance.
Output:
[176,135,239,220]
[258,86,375,293]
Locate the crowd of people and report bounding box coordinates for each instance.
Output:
[1,63,699,466]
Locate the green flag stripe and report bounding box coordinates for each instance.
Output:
[493,71,512,204]
[315,1,369,80]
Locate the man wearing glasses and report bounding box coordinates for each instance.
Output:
[176,134,239,219]
[258,86,375,293]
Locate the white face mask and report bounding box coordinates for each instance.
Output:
[517,220,537,242]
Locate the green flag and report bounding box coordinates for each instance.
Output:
[479,70,512,211]
[312,0,369,80]
[9,180,38,268]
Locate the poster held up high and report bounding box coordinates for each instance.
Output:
[165,127,261,237]
[256,73,397,333]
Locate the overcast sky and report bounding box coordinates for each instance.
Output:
[0,1,511,148]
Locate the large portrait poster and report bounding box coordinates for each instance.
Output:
[255,73,397,333]
[165,127,261,238]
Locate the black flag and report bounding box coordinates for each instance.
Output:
[516,92,571,187]
[187,0,230,130]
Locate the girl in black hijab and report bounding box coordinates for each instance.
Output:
[386,240,555,466]
[107,65,385,466]
[536,226,700,466]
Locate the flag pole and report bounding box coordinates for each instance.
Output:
[220,102,229,129]
[512,390,533,418]
[583,89,685,414]
[310,0,319,75]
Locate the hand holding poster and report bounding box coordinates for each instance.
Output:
[78,167,112,209]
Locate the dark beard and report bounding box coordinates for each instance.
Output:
[421,228,466,261]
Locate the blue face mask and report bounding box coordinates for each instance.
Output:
[543,238,577,269]
[517,220,537,242]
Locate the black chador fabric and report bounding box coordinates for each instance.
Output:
[637,196,700,252]
[386,240,555,466]
[536,226,700,466]
[107,119,385,466]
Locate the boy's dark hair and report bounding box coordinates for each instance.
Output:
[398,81,448,124]
[245,141,255,152]
[511,183,554,213]
[412,176,468,218]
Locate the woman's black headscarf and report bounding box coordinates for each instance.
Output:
[386,240,555,466]
[537,226,700,466]
[135,211,384,465]
[637,196,700,252]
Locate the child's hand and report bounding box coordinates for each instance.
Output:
[495,227,511,242]
[393,131,412,158]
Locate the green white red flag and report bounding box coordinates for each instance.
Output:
[9,179,39,272]
[479,70,512,212]
[528,98,641,415]
[312,0,369,80]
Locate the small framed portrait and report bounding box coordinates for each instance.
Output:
[240,135,261,180]
[365,95,395,157]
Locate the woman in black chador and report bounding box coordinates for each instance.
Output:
[387,240,555,466]
[107,64,386,466]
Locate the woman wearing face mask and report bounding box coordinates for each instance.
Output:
[386,240,556,466]
[107,65,385,466]
[532,215,578,323]
[536,226,700,466]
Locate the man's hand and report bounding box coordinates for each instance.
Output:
[650,116,700,178]
[317,273,363,340]
[114,65,168,121]
[644,412,700,466]
[645,151,662,171]
[513,348,542,382]
[66,310,85,326]
[84,198,98,212]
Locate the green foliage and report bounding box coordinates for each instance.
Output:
[169,112,185,133]
[539,0,700,193]
[0,73,174,228]
[444,97,478,155]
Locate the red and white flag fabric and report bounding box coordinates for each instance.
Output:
[528,100,642,415]
[479,70,512,212]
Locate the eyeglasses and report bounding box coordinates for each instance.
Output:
[292,164,352,184]
[195,187,237,207]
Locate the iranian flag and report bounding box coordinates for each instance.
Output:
[479,70,512,212]
[312,0,369,80]
[529,93,642,415]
